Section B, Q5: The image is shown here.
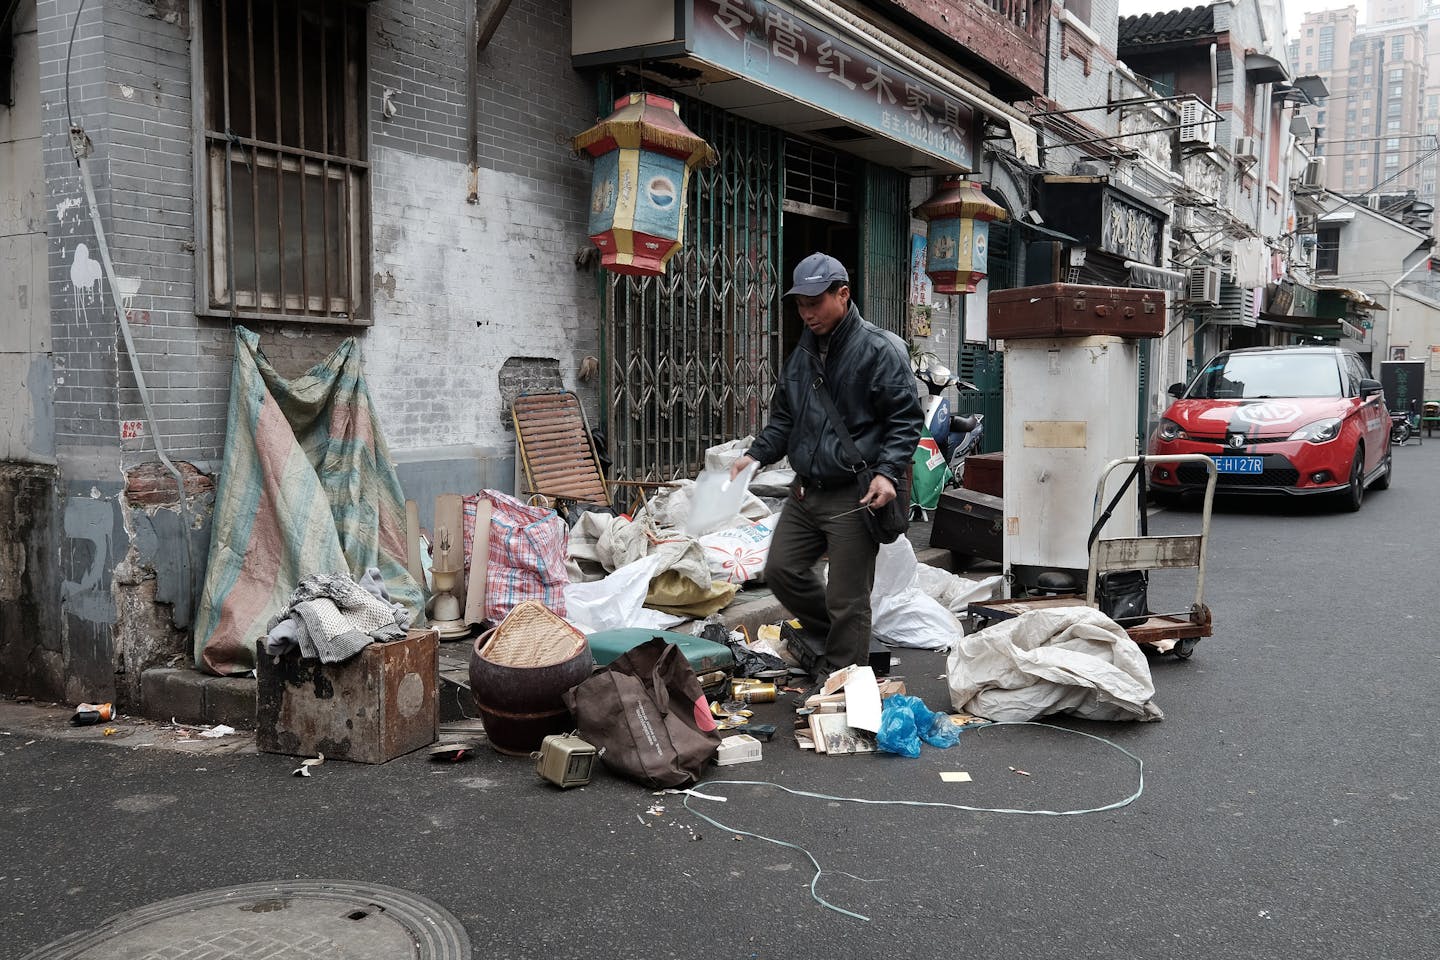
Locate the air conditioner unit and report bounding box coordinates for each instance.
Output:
[1234,136,1258,162]
[1186,265,1222,305]
[1301,156,1326,187]
[1179,99,1215,146]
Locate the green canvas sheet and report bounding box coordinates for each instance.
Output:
[193,327,423,675]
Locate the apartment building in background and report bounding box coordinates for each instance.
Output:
[1290,1,1434,198]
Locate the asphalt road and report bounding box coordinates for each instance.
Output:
[3,439,1438,959]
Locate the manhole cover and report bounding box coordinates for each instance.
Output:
[22,880,471,960]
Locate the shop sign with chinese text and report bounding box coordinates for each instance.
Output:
[691,0,975,169]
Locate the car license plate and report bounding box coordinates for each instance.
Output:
[1213,456,1263,474]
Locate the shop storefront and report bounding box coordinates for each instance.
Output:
[570,0,1028,477]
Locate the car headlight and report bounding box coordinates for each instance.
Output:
[1288,418,1342,443]
[1156,418,1188,442]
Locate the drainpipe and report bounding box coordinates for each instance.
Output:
[466,0,480,202]
[1380,254,1431,357]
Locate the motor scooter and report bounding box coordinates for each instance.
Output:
[1390,408,1414,445]
[912,358,986,519]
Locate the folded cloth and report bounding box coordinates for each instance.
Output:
[264,568,407,662]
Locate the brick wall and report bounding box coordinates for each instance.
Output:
[39,0,599,467]
[364,0,600,454]
[41,0,122,464]
[17,0,605,698]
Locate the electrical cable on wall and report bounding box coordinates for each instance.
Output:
[64,0,196,619]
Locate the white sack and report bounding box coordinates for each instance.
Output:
[915,563,1003,615]
[563,509,713,592]
[946,605,1163,722]
[563,554,686,634]
[869,536,965,651]
[697,518,775,584]
[647,478,771,532]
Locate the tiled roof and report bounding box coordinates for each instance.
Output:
[1119,5,1215,47]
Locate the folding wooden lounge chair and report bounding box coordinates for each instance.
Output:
[511,392,665,516]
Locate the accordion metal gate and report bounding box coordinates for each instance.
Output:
[603,98,785,481]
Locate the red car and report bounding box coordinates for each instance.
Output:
[1148,345,1392,511]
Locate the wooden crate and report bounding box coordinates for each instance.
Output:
[256,628,439,764]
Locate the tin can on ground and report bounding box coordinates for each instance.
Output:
[730,679,776,703]
[70,702,114,726]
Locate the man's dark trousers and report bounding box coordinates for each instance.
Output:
[763,483,878,676]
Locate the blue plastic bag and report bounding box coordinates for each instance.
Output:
[875,694,961,758]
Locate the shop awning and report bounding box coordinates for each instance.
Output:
[1245,52,1290,85]
[571,0,1037,174]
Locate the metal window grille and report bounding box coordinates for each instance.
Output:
[201,0,369,324]
[1,18,13,108]
[860,162,908,338]
[1315,226,1341,274]
[783,138,853,217]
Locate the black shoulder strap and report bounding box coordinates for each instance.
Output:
[808,360,867,473]
[1087,455,1148,551]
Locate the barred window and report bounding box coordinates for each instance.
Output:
[200,0,369,324]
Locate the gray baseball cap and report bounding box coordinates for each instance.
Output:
[784,252,849,297]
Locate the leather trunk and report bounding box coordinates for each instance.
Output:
[988,283,1165,339]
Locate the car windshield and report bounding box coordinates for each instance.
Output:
[1187,352,1344,399]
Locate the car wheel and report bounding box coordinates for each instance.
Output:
[1373,451,1393,491]
[1340,447,1365,513]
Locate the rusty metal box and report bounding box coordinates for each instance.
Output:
[256,628,439,763]
[961,452,1004,498]
[928,488,1002,569]
[988,283,1165,339]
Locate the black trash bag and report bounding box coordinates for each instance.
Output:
[701,620,788,678]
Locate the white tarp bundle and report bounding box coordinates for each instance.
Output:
[946,606,1163,722]
[813,535,1002,650]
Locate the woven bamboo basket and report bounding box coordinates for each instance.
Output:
[478,600,586,668]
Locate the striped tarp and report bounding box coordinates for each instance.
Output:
[193,327,423,675]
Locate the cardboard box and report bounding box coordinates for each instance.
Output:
[256,628,439,764]
[716,734,763,765]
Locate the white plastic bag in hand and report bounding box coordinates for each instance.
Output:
[684,462,758,537]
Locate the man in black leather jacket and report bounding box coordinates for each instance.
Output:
[729,253,923,688]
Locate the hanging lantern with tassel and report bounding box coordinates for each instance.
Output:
[913,179,1009,294]
[571,93,718,276]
